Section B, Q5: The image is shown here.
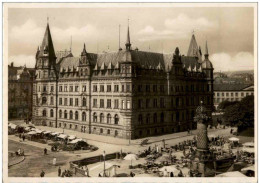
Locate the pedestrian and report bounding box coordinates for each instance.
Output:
[187,128,190,135]
[162,139,165,149]
[98,173,102,177]
[130,171,134,177]
[58,166,61,177]
[40,170,45,177]
[22,135,25,141]
[44,148,47,155]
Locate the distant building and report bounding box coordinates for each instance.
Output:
[8,63,35,119]
[32,22,214,139]
[214,84,254,109]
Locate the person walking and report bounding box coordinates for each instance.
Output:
[22,134,25,141]
[44,148,47,155]
[58,166,61,177]
[40,170,45,177]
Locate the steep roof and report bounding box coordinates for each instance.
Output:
[38,23,56,59]
[187,34,202,63]
[214,84,253,91]
[57,49,201,73]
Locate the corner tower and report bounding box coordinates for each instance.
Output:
[33,20,58,128]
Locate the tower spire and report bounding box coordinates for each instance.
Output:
[81,43,87,56]
[125,18,131,51]
[205,41,209,59]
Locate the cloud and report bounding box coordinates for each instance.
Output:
[10,19,101,48]
[138,13,217,41]
[8,55,35,68]
[210,52,254,71]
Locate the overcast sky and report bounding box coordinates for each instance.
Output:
[8,5,255,71]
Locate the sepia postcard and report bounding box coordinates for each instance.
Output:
[2,2,258,183]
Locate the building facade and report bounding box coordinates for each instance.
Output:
[32,22,214,139]
[214,84,254,109]
[8,63,35,119]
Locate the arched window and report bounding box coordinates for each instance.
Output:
[138,114,143,125]
[42,97,47,104]
[70,110,73,119]
[115,130,118,137]
[160,112,164,123]
[42,109,47,117]
[85,68,88,75]
[64,110,67,119]
[93,112,97,122]
[75,111,78,120]
[82,98,87,106]
[100,113,104,123]
[50,109,54,117]
[114,114,119,125]
[153,113,157,123]
[59,110,62,118]
[107,113,111,124]
[82,112,86,121]
[146,114,150,124]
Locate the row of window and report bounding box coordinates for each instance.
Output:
[38,83,211,94]
[42,96,211,108]
[42,109,120,124]
[215,92,253,97]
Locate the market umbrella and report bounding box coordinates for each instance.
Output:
[124,154,138,166]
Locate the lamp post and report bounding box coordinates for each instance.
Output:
[103,151,106,177]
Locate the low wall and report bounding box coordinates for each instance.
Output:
[70,152,126,177]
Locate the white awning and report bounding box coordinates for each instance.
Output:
[229,137,240,142]
[68,138,84,144]
[27,131,37,135]
[51,132,61,136]
[35,129,44,133]
[68,135,76,140]
[57,134,68,139]
[43,131,52,134]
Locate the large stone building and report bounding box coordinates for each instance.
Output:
[8,63,35,119]
[32,22,214,139]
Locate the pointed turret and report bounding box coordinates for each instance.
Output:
[205,41,209,59]
[187,34,202,62]
[81,43,87,56]
[202,41,213,69]
[125,20,131,51]
[39,22,56,60]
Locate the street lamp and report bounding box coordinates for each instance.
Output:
[103,151,106,177]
